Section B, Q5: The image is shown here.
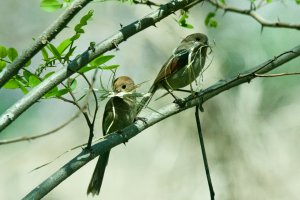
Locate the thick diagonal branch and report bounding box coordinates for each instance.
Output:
[0,0,203,133]
[22,45,300,200]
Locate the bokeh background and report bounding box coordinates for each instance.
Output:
[1,0,300,199]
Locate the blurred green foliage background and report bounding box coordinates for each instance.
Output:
[0,0,300,199]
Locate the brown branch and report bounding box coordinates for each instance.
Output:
[80,71,100,148]
[206,0,300,30]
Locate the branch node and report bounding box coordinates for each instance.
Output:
[88,42,96,52]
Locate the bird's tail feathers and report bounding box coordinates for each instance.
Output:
[87,151,110,196]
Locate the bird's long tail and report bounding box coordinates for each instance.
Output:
[87,151,110,196]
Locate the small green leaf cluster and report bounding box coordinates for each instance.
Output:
[205,12,218,28]
[176,10,194,29]
[0,46,31,93]
[2,10,118,100]
[0,46,18,71]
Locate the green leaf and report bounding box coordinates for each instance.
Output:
[23,70,33,81]
[69,79,77,91]
[28,75,41,87]
[70,33,81,41]
[14,76,29,93]
[209,19,218,28]
[7,48,18,61]
[266,0,272,2]
[79,55,116,72]
[40,0,63,12]
[57,38,72,54]
[17,82,29,94]
[4,79,19,89]
[0,46,7,58]
[43,71,55,79]
[47,43,61,60]
[64,46,76,61]
[0,60,6,70]
[74,10,93,33]
[44,86,59,98]
[16,75,28,85]
[78,65,97,73]
[55,88,70,97]
[74,24,85,33]
[41,47,49,61]
[80,10,93,25]
[177,11,193,29]
[205,12,215,26]
[90,55,114,66]
[179,22,194,29]
[219,0,226,4]
[296,0,300,4]
[100,65,119,70]
[25,59,31,67]
[205,12,218,28]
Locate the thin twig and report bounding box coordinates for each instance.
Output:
[195,106,215,200]
[132,0,160,7]
[255,72,300,77]
[31,129,106,173]
[80,71,99,148]
[57,96,78,106]
[0,112,80,145]
[60,71,99,149]
[206,0,300,30]
[63,78,95,136]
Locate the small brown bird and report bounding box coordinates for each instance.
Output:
[87,76,138,196]
[137,33,209,113]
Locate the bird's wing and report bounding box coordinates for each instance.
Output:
[153,48,190,85]
[102,98,115,135]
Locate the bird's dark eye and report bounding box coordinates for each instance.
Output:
[122,85,126,89]
[195,37,200,41]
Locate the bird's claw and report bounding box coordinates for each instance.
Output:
[173,98,186,107]
[117,130,129,145]
[135,117,148,125]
